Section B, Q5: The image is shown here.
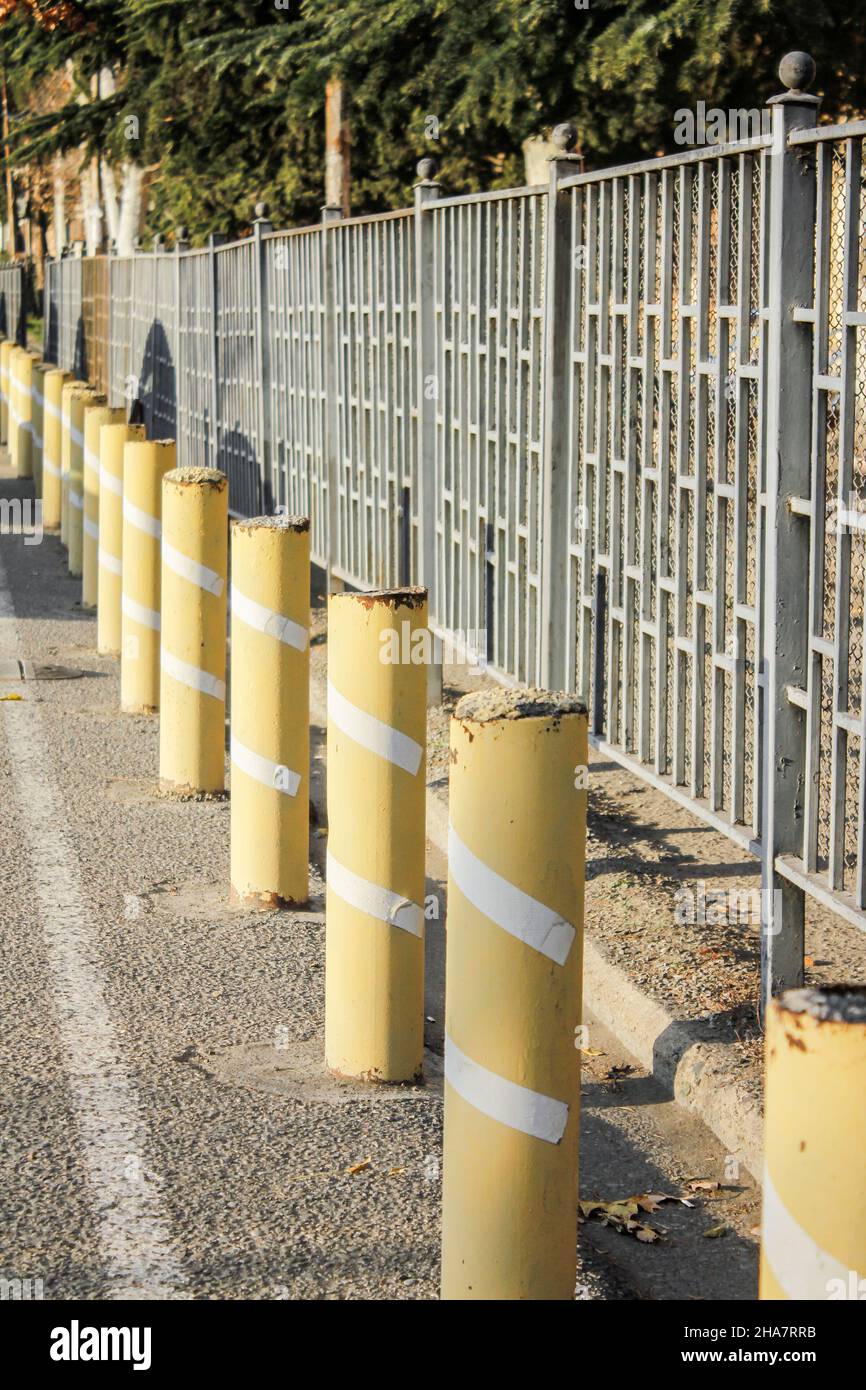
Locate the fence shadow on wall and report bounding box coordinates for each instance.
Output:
[134,318,177,439]
[216,423,262,516]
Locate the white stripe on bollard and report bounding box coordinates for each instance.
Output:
[326,849,424,937]
[444,1033,570,1144]
[230,733,301,797]
[327,679,423,775]
[162,539,224,596]
[447,825,576,966]
[160,646,225,701]
[230,584,307,650]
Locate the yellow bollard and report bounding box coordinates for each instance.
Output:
[97,422,145,655]
[67,386,103,578]
[82,403,124,608]
[8,346,22,474]
[0,339,12,444]
[325,588,428,1083]
[759,986,866,1301]
[32,361,49,500]
[10,348,39,480]
[60,379,83,547]
[8,346,22,472]
[441,688,587,1301]
[120,439,176,713]
[159,468,228,793]
[230,516,310,908]
[41,369,72,531]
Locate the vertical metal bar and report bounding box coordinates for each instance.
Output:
[638,172,658,763]
[830,140,860,890]
[253,208,273,512]
[582,186,599,714]
[605,177,625,744]
[673,164,694,788]
[760,73,819,1005]
[208,233,221,469]
[539,138,583,688]
[592,570,607,735]
[655,170,675,776]
[731,153,753,827]
[322,202,343,589]
[711,156,732,814]
[622,172,641,757]
[691,160,711,799]
[804,144,832,872]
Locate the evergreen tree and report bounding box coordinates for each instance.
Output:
[2,0,865,242]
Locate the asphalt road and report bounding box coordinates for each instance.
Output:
[0,460,759,1300]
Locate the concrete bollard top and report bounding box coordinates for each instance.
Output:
[232,514,310,534]
[330,585,427,611]
[164,466,227,491]
[776,985,866,1024]
[455,687,587,724]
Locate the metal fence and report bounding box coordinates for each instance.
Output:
[0,262,27,345]
[41,55,866,997]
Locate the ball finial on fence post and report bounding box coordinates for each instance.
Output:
[416,156,438,184]
[254,200,270,222]
[552,122,578,154]
[778,51,816,95]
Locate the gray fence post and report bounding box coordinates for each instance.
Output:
[252,202,274,513]
[207,232,227,472]
[761,52,820,1009]
[322,201,343,591]
[540,124,582,692]
[174,227,188,457]
[44,261,53,363]
[414,156,442,703]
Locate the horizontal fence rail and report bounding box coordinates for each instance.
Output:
[38,61,866,989]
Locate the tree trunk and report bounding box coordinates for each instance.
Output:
[2,68,17,256]
[116,162,144,256]
[100,158,120,248]
[53,162,66,256]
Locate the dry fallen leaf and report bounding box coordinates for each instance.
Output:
[703,1223,730,1239]
[0,693,23,701]
[579,1197,665,1243]
[345,1157,372,1176]
[387,1166,406,1177]
[580,1047,605,1058]
[688,1179,721,1192]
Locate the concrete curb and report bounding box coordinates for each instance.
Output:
[581,940,764,1182]
[311,684,765,1183]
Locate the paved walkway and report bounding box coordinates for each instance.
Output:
[0,459,761,1300]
